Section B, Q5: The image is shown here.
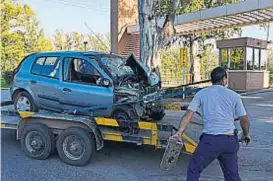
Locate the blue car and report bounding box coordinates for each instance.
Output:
[10,51,165,121]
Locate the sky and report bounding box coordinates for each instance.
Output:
[19,0,273,41]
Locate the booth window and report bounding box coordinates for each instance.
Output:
[230,48,244,70]
[246,47,254,70]
[260,49,267,70]
[220,49,228,69]
[253,48,260,70]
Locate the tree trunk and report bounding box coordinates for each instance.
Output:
[138,0,157,67]
[138,0,179,71]
[189,36,195,83]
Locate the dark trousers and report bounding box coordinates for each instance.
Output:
[187,134,241,181]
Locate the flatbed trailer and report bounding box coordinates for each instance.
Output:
[1,108,198,166]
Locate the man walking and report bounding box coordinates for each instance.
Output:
[171,67,251,181]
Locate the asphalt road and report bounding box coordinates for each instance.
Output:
[1,91,273,181]
[0,90,10,102]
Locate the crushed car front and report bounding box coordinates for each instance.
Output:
[92,53,165,121]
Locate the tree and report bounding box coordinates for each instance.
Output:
[63,32,85,51]
[1,0,52,72]
[138,0,241,81]
[52,30,110,52]
[1,32,25,72]
[53,29,65,50]
[34,30,53,52]
[88,32,110,52]
[200,45,218,80]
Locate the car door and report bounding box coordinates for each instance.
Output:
[29,55,61,111]
[59,55,113,117]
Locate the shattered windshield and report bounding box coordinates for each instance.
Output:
[100,56,135,77]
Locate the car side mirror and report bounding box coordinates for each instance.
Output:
[97,77,111,87]
[102,78,110,87]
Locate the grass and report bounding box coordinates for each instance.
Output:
[1,78,10,89]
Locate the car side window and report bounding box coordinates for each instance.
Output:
[42,57,60,78]
[31,56,60,79]
[63,57,101,85]
[31,57,46,75]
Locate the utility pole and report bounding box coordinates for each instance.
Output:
[110,0,118,54]
[266,23,271,42]
[84,41,88,51]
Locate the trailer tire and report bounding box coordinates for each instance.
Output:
[20,123,55,160]
[56,127,95,166]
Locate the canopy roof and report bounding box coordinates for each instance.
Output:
[127,0,273,35]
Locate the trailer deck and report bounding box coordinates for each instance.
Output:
[1,105,200,166]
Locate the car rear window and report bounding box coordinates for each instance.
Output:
[31,56,59,79]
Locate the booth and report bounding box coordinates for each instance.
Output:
[217,37,269,91]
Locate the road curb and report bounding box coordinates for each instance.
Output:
[239,88,273,96]
[1,101,13,106]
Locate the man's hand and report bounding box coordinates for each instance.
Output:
[240,134,251,145]
[169,131,183,141]
[170,110,194,141]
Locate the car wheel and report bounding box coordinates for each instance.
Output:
[112,109,140,133]
[14,91,38,112]
[150,110,165,121]
[56,127,95,166]
[20,123,55,160]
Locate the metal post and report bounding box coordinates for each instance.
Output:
[182,67,185,85]
[252,47,255,70]
[227,48,231,69]
[182,86,185,100]
[244,46,247,70]
[218,48,222,67]
[259,48,261,70]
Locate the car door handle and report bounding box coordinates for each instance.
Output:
[62,88,72,93]
[30,80,37,84]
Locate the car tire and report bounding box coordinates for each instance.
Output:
[20,123,55,160]
[150,110,165,121]
[112,109,140,133]
[56,127,95,166]
[14,91,38,112]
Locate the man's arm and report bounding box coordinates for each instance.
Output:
[235,96,251,144]
[175,110,194,137]
[239,115,250,137]
[171,94,200,139]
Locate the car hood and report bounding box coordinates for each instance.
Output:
[124,54,159,86]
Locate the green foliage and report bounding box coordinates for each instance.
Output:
[53,29,65,50]
[160,45,218,82]
[220,48,245,70]
[1,0,53,72]
[230,48,244,70]
[88,32,110,52]
[200,45,218,79]
[52,30,110,52]
[161,48,181,70]
[1,0,110,75]
[1,31,25,71]
[1,77,10,89]
[2,71,13,87]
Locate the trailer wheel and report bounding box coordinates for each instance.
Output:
[20,123,55,160]
[56,127,95,166]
